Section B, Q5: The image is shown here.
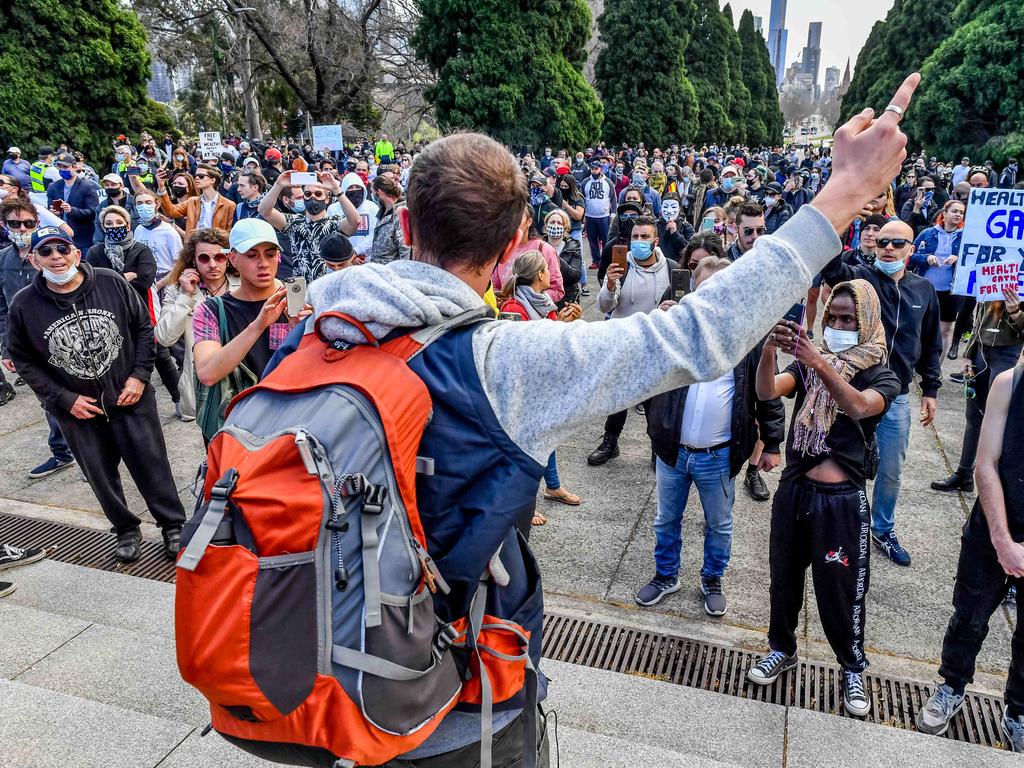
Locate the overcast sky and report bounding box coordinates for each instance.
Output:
[722,0,894,79]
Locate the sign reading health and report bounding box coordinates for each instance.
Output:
[312,124,344,153]
[952,188,1024,302]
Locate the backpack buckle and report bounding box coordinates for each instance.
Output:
[433,621,459,657]
[210,468,239,501]
[363,484,388,515]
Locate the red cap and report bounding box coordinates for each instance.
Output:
[733,158,746,167]
[265,148,282,161]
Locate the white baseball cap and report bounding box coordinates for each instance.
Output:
[6,147,20,155]
[229,218,280,253]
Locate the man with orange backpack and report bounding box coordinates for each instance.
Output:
[176,76,921,768]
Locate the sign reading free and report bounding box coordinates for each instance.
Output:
[952,188,1024,301]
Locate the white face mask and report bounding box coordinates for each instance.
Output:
[661,200,680,222]
[823,326,859,353]
[0,188,9,200]
[9,230,32,248]
[764,195,778,207]
[42,263,79,285]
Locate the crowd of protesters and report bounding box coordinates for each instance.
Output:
[2,83,1024,759]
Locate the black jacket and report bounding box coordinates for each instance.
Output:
[821,257,943,397]
[764,202,793,234]
[7,264,155,416]
[657,219,694,264]
[645,339,785,478]
[85,241,156,301]
[0,244,37,358]
[554,237,582,307]
[46,178,100,251]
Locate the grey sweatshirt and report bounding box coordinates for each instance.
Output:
[308,204,841,466]
[596,247,671,316]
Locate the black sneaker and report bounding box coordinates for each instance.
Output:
[28,456,76,479]
[580,285,590,296]
[843,670,871,717]
[744,468,770,501]
[949,371,965,383]
[0,543,46,571]
[747,650,798,685]
[114,529,142,563]
[0,381,14,405]
[0,581,14,598]
[701,575,727,616]
[635,574,681,606]
[587,434,620,466]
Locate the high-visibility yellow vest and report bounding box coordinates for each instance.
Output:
[29,162,48,192]
[117,160,154,187]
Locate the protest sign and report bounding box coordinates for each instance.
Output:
[312,124,344,153]
[198,131,221,158]
[951,188,1024,301]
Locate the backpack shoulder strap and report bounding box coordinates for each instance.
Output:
[406,305,495,357]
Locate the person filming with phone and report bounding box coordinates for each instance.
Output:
[747,279,900,719]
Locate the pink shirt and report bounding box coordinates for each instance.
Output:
[492,239,564,302]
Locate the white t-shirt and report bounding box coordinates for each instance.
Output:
[327,199,377,257]
[134,221,183,275]
[582,176,614,219]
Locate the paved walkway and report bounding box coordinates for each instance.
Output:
[0,285,1018,763]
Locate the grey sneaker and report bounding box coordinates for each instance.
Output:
[916,683,965,736]
[1002,711,1024,752]
[635,574,680,606]
[701,575,727,616]
[843,669,871,717]
[0,581,14,598]
[747,650,798,685]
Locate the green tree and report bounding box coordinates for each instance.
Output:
[0,0,171,166]
[721,4,752,145]
[593,0,699,146]
[686,0,735,142]
[737,9,784,145]
[906,0,1024,163]
[839,0,958,124]
[413,0,602,149]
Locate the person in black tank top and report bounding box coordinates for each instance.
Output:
[916,358,1024,748]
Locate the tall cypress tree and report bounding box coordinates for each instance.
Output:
[413,0,603,149]
[906,0,1024,162]
[686,0,734,142]
[839,0,958,124]
[593,0,699,147]
[721,4,752,145]
[737,9,784,146]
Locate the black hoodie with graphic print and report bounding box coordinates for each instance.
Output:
[7,263,155,417]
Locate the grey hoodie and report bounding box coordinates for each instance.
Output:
[596,247,672,316]
[307,204,841,466]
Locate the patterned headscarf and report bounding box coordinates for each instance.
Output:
[792,279,888,456]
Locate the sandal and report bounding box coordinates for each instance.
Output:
[531,513,548,526]
[543,488,582,506]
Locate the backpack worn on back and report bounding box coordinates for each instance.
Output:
[175,307,539,768]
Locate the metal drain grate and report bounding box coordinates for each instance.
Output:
[541,613,1008,750]
[0,513,1007,750]
[0,512,176,583]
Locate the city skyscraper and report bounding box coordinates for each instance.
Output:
[801,21,822,97]
[766,0,788,87]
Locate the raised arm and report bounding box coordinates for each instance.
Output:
[258,171,291,230]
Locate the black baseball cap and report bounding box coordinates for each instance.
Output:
[765,182,784,195]
[319,233,354,264]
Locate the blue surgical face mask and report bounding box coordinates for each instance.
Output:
[43,263,79,285]
[721,177,736,192]
[875,257,905,276]
[58,168,73,180]
[824,326,859,353]
[630,240,653,260]
[291,199,306,214]
[137,203,157,222]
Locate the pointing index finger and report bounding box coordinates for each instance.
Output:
[878,73,921,125]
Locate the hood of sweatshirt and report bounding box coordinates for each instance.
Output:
[308,259,485,345]
[340,171,366,192]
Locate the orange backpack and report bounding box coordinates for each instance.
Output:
[174,308,537,767]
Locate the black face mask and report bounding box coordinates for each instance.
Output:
[345,189,365,208]
[304,198,327,216]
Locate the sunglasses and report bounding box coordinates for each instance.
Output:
[742,226,766,237]
[195,173,214,180]
[196,253,228,265]
[877,238,911,249]
[36,243,72,257]
[303,191,327,200]
[5,219,37,229]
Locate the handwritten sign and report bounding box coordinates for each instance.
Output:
[198,131,221,159]
[312,124,344,153]
[952,188,1024,301]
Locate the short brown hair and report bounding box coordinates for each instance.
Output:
[632,213,659,233]
[196,163,222,183]
[694,255,732,284]
[372,174,403,200]
[167,227,234,285]
[735,201,764,227]
[406,133,526,270]
[0,197,37,223]
[238,171,268,193]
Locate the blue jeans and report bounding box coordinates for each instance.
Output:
[871,392,911,537]
[544,452,560,490]
[46,410,73,463]
[584,216,609,268]
[653,448,735,579]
